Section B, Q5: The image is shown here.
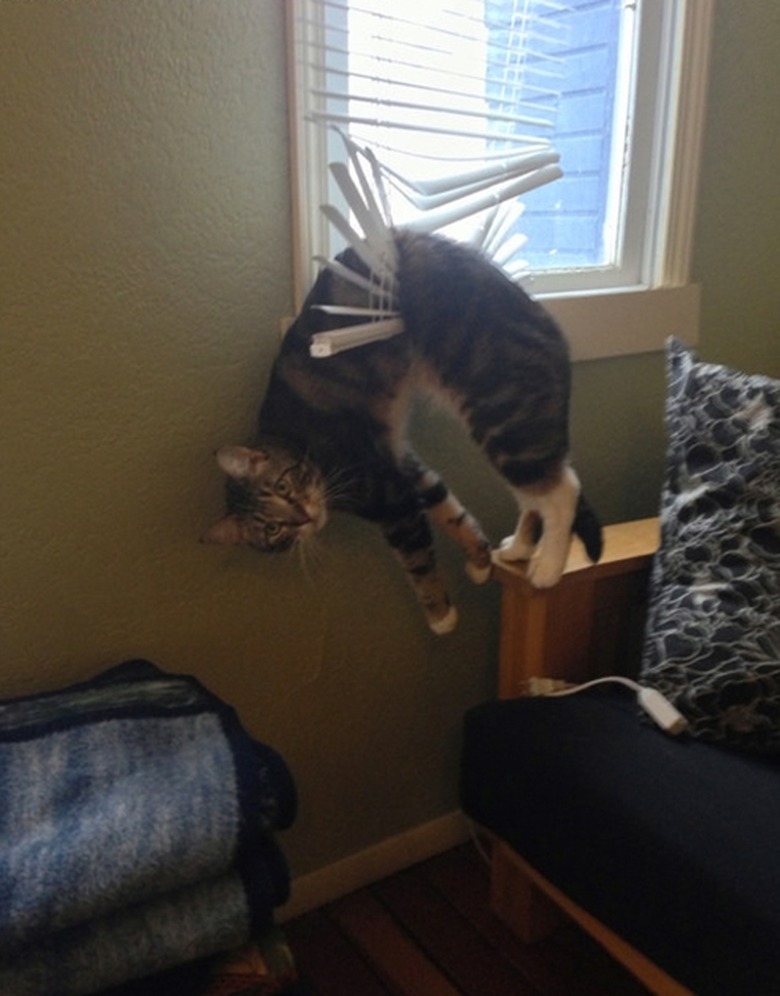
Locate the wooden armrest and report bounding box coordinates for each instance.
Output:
[491,518,659,698]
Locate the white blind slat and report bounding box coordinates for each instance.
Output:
[299,0,572,294]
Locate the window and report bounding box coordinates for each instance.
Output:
[287,0,712,359]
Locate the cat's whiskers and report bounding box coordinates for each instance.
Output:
[294,530,326,587]
[322,468,358,512]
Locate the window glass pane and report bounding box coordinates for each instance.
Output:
[343,1,517,234]
[487,0,625,272]
[294,0,709,309]
[325,0,627,276]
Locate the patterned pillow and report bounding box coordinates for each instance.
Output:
[640,338,780,753]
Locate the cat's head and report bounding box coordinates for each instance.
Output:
[202,444,327,552]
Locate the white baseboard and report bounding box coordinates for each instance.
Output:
[277,810,472,922]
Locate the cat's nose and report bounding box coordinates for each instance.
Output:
[291,505,313,525]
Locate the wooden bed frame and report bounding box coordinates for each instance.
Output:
[488,517,693,996]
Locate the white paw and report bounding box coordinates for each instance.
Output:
[465,560,492,585]
[526,554,564,589]
[429,605,458,635]
[497,535,535,563]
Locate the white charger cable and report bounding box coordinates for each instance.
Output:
[533,675,689,736]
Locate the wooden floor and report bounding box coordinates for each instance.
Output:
[285,843,649,996]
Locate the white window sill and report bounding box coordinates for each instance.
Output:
[542,284,700,362]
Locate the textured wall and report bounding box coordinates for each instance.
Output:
[1,0,295,687]
[692,1,780,376]
[0,0,501,879]
[1,0,779,880]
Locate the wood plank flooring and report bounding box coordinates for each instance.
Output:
[286,843,649,995]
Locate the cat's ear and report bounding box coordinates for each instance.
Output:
[200,515,247,546]
[214,445,269,480]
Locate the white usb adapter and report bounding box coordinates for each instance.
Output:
[531,675,689,736]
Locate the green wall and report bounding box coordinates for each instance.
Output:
[1,1,779,880]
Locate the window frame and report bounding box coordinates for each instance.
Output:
[286,0,713,361]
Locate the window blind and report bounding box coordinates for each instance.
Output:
[294,0,570,272]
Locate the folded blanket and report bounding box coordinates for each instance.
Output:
[0,660,297,995]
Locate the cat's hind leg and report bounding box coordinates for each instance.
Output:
[499,464,580,588]
[405,458,492,584]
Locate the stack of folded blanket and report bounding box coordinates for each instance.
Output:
[0,659,297,996]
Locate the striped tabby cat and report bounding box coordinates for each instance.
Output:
[203,231,602,633]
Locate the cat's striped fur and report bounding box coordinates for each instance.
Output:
[204,231,602,633]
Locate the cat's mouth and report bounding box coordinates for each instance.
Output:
[298,498,328,537]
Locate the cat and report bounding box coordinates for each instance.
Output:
[203,230,602,634]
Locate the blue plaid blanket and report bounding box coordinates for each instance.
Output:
[0,660,296,995]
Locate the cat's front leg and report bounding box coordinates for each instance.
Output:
[381,507,457,635]
[498,508,540,563]
[405,458,492,585]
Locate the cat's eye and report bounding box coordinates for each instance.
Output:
[266,522,283,538]
[276,478,292,497]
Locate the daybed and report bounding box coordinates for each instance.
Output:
[460,341,780,995]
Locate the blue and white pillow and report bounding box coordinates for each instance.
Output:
[640,338,780,753]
